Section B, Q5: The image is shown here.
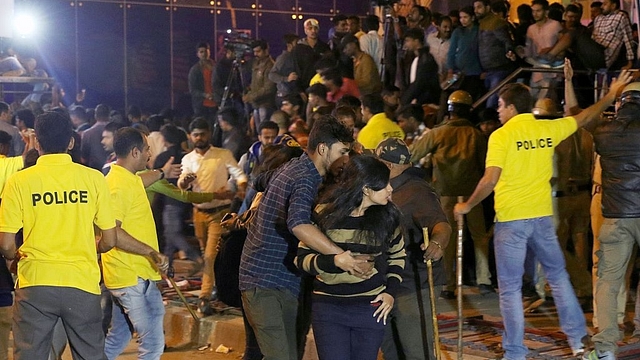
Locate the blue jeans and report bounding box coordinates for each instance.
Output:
[105,278,165,360]
[484,70,511,109]
[494,217,586,360]
[312,300,386,360]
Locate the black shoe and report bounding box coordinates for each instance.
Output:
[478,284,495,295]
[440,290,455,299]
[198,298,213,316]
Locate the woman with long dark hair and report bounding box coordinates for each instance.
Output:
[296,155,406,360]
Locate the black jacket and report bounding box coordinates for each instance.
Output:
[390,167,448,294]
[477,12,514,71]
[401,47,441,106]
[188,60,215,113]
[594,107,640,218]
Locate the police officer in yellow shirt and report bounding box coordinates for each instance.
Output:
[102,127,169,360]
[454,72,633,359]
[0,111,117,360]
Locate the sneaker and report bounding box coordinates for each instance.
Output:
[573,335,591,357]
[523,294,544,313]
[197,298,213,316]
[582,349,615,360]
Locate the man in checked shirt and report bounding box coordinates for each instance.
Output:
[592,0,634,70]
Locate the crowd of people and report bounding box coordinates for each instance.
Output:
[0,0,639,360]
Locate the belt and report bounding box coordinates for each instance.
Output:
[196,204,230,214]
[552,184,592,197]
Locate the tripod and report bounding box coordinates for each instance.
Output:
[380,6,402,85]
[379,7,394,84]
[209,56,246,147]
[220,57,246,110]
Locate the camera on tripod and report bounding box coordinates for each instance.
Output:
[371,0,399,7]
[223,30,254,60]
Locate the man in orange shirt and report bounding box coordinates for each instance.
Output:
[188,42,217,121]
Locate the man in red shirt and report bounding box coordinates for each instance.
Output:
[320,68,360,103]
[188,42,217,121]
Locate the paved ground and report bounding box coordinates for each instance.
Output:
[92,285,608,360]
[38,258,639,359]
[112,285,509,360]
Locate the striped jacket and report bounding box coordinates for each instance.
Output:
[296,214,406,303]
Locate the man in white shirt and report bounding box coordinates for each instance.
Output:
[359,15,384,75]
[426,16,452,82]
[178,117,247,315]
[146,115,166,168]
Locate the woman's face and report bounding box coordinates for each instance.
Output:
[365,182,393,206]
[459,12,474,28]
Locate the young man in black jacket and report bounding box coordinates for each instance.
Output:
[400,28,441,107]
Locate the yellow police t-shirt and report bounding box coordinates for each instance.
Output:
[486,114,577,222]
[102,164,160,289]
[0,154,115,295]
[0,155,23,197]
[357,113,405,150]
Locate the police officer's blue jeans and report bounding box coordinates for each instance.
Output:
[105,278,165,360]
[494,217,586,360]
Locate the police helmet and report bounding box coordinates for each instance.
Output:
[447,90,472,113]
[620,82,640,107]
[532,98,560,119]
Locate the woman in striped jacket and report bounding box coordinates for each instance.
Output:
[296,155,406,360]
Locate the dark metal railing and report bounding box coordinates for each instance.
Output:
[470,67,633,110]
